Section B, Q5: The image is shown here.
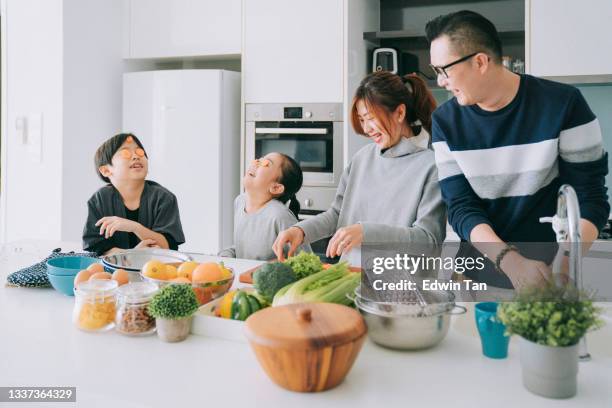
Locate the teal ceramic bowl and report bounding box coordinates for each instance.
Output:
[48,272,77,296]
[46,256,100,276]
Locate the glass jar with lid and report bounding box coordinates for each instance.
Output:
[73,279,118,332]
[115,282,158,336]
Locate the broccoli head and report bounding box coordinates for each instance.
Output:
[253,262,297,303]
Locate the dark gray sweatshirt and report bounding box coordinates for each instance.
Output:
[295,130,447,245]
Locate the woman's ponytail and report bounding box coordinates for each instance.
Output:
[401,73,437,135]
[276,154,304,220]
[287,195,301,219]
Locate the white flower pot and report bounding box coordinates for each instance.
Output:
[519,336,579,399]
[155,316,193,343]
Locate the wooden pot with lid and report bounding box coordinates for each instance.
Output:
[244,302,367,392]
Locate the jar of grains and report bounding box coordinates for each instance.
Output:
[73,279,118,332]
[115,282,158,336]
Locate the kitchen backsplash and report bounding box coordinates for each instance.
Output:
[578,84,612,212]
[430,84,612,213]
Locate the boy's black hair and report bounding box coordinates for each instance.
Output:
[94,133,147,183]
[276,154,304,219]
[425,10,503,64]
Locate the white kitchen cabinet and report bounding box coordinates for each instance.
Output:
[243,0,343,103]
[527,0,612,79]
[125,0,241,59]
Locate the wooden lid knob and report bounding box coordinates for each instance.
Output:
[296,308,312,323]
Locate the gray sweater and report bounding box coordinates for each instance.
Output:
[296,130,447,245]
[218,194,311,260]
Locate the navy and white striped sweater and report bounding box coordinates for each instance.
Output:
[432,74,609,243]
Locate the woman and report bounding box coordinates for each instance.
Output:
[273,71,446,261]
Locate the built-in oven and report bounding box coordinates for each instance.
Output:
[245,103,343,216]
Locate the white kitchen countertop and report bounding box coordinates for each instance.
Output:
[0,240,611,408]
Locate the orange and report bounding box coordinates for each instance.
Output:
[112,269,129,286]
[192,263,224,283]
[89,272,112,281]
[74,270,93,287]
[165,264,178,280]
[87,263,105,274]
[177,261,198,280]
[142,260,167,280]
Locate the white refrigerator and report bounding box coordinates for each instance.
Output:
[122,69,240,254]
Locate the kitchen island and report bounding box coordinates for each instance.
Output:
[1,240,610,408]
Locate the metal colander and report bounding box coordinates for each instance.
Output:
[353,285,456,317]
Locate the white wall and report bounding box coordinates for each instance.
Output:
[1,0,123,244]
[3,0,64,242]
[62,0,123,242]
[344,0,379,165]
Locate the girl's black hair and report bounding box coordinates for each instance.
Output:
[276,153,303,219]
[94,133,147,183]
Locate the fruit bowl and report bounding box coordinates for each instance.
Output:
[141,263,234,306]
[191,270,234,305]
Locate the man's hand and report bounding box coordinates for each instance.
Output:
[501,251,553,291]
[95,216,139,239]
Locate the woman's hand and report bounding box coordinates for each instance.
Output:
[95,216,139,239]
[326,224,363,258]
[273,226,305,261]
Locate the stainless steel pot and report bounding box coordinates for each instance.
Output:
[352,287,466,350]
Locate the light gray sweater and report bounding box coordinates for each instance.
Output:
[218,194,311,260]
[295,130,447,245]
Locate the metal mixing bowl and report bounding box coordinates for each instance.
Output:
[101,249,193,282]
[352,287,466,350]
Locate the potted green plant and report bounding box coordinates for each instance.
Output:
[148,284,199,342]
[498,283,603,399]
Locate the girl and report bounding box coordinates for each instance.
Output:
[218,152,311,260]
[82,133,185,256]
[273,71,447,261]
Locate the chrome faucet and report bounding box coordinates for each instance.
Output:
[540,184,590,361]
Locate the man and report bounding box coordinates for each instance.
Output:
[426,11,609,290]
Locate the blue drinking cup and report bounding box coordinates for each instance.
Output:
[475,302,510,359]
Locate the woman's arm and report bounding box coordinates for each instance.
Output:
[294,162,351,243]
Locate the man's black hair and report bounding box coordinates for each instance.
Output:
[425,10,502,64]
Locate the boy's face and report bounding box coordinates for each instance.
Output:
[99,139,148,183]
[243,152,285,196]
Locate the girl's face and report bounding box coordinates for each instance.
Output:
[243,152,285,197]
[356,99,405,149]
[99,139,148,182]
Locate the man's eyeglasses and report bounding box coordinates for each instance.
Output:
[429,52,479,79]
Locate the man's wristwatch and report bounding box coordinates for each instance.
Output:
[495,244,520,273]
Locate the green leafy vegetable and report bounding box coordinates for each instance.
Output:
[272,262,359,306]
[253,262,297,303]
[283,251,323,279]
